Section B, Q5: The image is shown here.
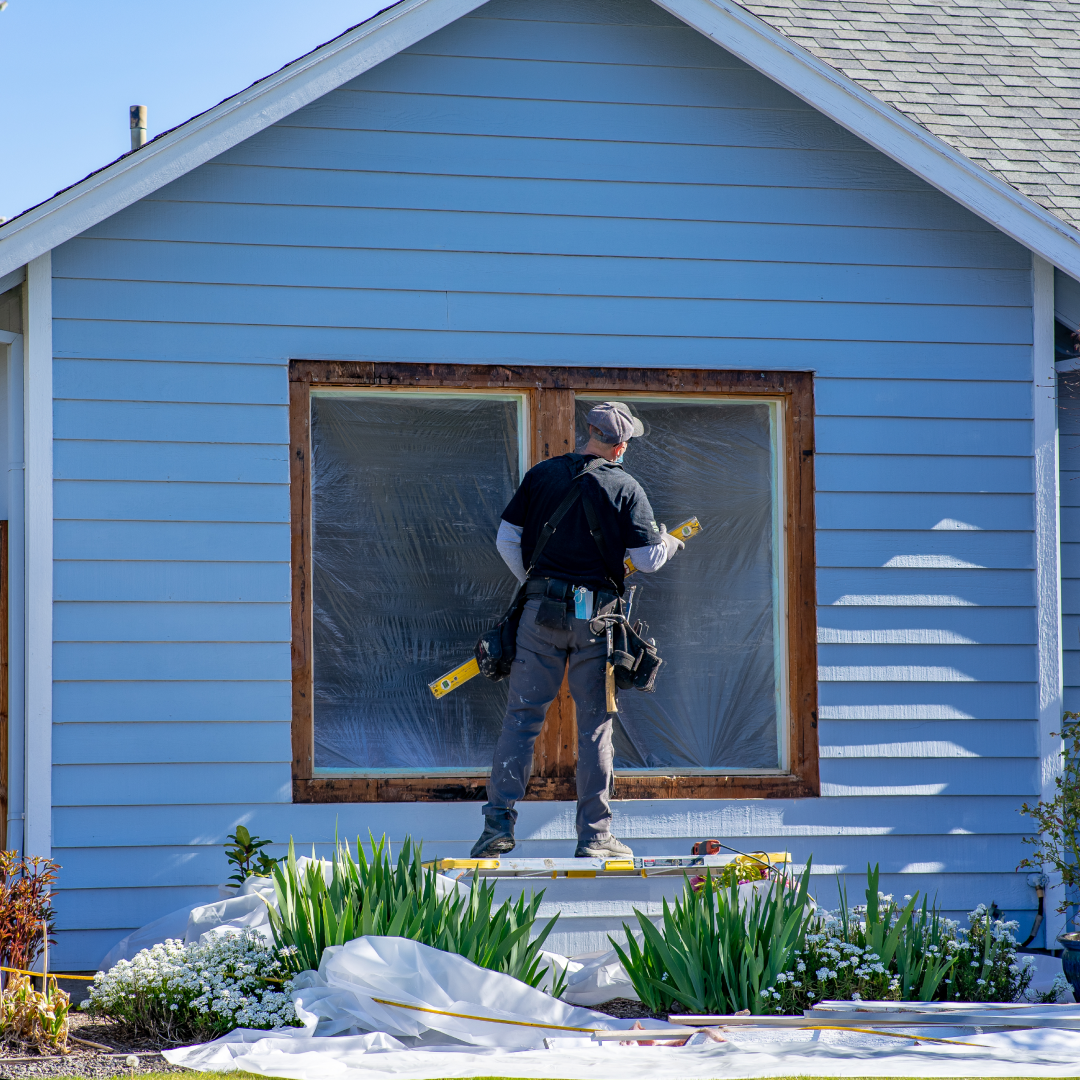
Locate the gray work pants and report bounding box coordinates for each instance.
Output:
[483,598,614,843]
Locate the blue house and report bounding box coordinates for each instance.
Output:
[1,0,1078,969]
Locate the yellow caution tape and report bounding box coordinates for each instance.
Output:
[2,965,96,981]
[801,1025,985,1046]
[371,997,599,1034]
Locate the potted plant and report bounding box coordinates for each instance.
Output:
[1019,715,1080,993]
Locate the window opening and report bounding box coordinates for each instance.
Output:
[309,389,525,774]
[575,396,788,773]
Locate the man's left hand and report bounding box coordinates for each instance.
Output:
[660,524,685,557]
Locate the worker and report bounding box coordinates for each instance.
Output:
[471,401,684,860]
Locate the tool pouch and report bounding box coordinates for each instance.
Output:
[534,579,572,631]
[611,619,637,689]
[623,619,663,693]
[632,641,662,693]
[475,587,526,682]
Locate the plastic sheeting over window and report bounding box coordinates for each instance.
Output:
[310,392,523,772]
[576,398,784,772]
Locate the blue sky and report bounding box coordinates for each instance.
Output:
[0,0,387,222]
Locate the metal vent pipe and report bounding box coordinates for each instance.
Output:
[130,105,147,150]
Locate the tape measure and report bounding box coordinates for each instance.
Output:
[428,516,702,700]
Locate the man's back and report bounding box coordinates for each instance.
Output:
[501,453,662,591]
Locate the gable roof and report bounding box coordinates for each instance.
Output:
[2,0,1080,280]
[739,0,1080,233]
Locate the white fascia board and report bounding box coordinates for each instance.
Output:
[656,0,1080,280]
[0,0,488,279]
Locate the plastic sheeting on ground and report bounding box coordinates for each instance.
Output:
[99,874,278,970]
[163,938,1080,1079]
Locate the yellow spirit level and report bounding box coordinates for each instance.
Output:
[624,516,701,576]
[428,516,702,699]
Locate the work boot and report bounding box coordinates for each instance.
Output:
[470,817,515,858]
[575,834,633,859]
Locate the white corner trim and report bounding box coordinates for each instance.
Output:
[656,0,1080,280]
[1033,253,1065,945]
[0,0,489,279]
[0,267,24,296]
[23,252,51,859]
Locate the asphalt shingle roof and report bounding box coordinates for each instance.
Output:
[738,0,1080,229]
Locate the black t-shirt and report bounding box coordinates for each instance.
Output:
[501,453,662,591]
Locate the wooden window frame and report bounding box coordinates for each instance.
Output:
[291,361,818,803]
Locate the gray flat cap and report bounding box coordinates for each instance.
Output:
[585,401,645,444]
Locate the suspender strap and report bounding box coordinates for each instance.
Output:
[580,492,622,593]
[525,456,607,580]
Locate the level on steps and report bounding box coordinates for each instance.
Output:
[427,850,789,879]
[428,516,702,699]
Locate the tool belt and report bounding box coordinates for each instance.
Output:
[524,578,619,632]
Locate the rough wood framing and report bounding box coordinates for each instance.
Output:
[290,361,819,803]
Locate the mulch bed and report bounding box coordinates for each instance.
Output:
[590,997,665,1021]
[0,1013,185,1079]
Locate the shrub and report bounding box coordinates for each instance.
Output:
[610,859,816,1015]
[87,931,298,1042]
[0,852,59,973]
[225,826,279,886]
[268,835,565,994]
[1019,718,1080,915]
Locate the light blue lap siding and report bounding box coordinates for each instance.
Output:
[48,0,1042,968]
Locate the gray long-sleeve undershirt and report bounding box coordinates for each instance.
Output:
[495,519,671,584]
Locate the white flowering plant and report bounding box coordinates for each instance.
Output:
[762,875,1035,1013]
[762,917,898,1012]
[939,903,1035,1003]
[87,931,300,1042]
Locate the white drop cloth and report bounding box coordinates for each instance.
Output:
[100,875,278,969]
[163,939,1080,1079]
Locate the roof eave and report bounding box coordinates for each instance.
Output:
[2,0,1079,281]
